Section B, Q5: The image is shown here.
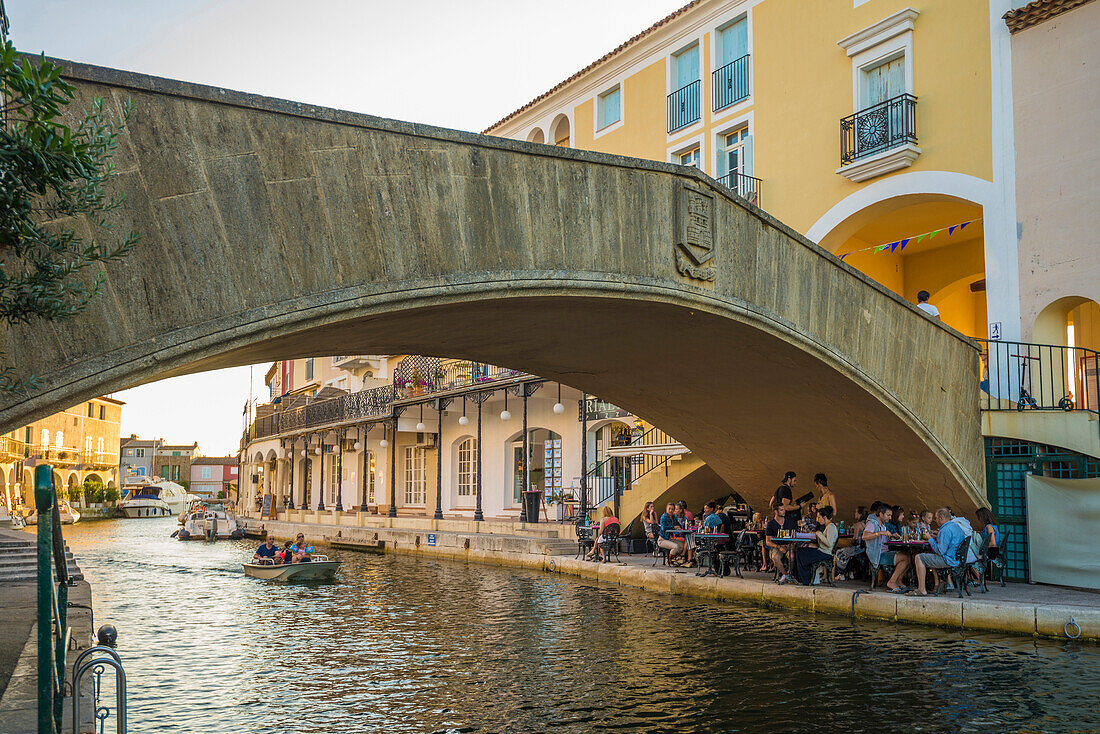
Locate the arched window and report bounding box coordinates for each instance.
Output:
[40,428,49,448]
[457,438,477,497]
[55,431,64,449]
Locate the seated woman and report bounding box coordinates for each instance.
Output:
[292,533,313,563]
[640,502,659,547]
[657,503,686,565]
[976,507,999,556]
[586,506,619,559]
[794,507,838,585]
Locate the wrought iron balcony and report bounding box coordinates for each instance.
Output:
[717,171,762,206]
[840,93,917,165]
[712,54,750,111]
[81,450,118,466]
[667,79,701,133]
[34,445,80,464]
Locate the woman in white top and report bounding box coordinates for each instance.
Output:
[793,507,838,585]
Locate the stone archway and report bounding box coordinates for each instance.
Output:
[0,59,988,514]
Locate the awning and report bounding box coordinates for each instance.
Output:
[603,443,690,458]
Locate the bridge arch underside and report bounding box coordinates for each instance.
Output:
[6,287,981,514]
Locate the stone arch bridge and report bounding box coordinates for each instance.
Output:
[0,59,985,512]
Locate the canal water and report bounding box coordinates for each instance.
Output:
[64,519,1098,733]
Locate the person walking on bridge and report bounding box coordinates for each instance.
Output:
[915,290,941,320]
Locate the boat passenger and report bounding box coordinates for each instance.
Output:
[292,533,313,563]
[254,535,280,564]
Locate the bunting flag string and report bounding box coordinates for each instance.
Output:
[837,218,982,262]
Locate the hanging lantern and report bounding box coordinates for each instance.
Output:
[458,396,469,425]
[501,391,511,421]
[353,441,362,450]
[553,383,565,414]
[415,402,426,432]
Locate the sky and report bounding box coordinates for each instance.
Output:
[9,0,685,455]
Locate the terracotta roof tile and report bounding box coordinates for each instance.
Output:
[482,1,702,134]
[1004,0,1096,32]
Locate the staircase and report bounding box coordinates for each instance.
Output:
[0,531,83,584]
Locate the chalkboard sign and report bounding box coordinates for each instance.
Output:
[261,494,274,519]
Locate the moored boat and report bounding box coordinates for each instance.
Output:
[120,479,197,518]
[243,555,341,580]
[25,500,80,525]
[175,501,243,540]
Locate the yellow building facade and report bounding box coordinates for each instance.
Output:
[1,397,124,510]
[486,0,1023,344]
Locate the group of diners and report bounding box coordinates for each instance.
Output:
[252,533,315,565]
[639,498,734,568]
[634,468,1002,592]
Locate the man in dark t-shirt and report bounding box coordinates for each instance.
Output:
[254,535,279,563]
[773,471,802,531]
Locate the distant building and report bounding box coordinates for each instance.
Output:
[1,396,124,510]
[120,436,157,480]
[190,457,238,499]
[154,442,199,484]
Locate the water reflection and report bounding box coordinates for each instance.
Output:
[62,519,1099,733]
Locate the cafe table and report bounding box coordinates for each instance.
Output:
[884,540,932,586]
[693,532,729,578]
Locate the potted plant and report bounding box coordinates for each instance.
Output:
[104,487,120,506]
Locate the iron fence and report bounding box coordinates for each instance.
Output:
[667,79,701,132]
[712,54,750,110]
[978,338,1100,417]
[716,171,762,206]
[840,93,917,165]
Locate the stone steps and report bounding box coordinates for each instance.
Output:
[0,536,83,584]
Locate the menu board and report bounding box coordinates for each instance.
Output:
[261,494,274,519]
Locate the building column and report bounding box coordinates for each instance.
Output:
[474,398,484,522]
[580,392,588,520]
[335,430,344,512]
[434,399,444,520]
[519,389,529,522]
[287,447,296,509]
[388,420,397,518]
[358,423,370,512]
[316,436,326,511]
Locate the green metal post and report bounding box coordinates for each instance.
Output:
[50,501,67,729]
[34,464,55,734]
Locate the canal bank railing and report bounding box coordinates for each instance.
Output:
[34,463,127,734]
[35,464,70,734]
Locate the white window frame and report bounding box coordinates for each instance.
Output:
[201,466,212,480]
[364,450,376,504]
[457,438,477,498]
[667,36,705,139]
[670,135,707,176]
[838,8,918,114]
[403,446,426,506]
[711,8,754,125]
[328,452,340,505]
[594,82,625,138]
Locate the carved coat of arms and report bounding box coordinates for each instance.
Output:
[674,183,717,281]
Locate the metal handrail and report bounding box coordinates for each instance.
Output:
[840,93,917,165]
[712,53,750,110]
[667,79,701,132]
[73,656,126,734]
[583,426,687,511]
[976,338,1100,416]
[35,464,70,733]
[716,171,762,207]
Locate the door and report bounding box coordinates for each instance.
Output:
[512,442,525,505]
[719,18,747,66]
[675,44,699,90]
[862,57,905,152]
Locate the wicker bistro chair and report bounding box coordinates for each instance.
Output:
[575,522,594,560]
[594,522,621,563]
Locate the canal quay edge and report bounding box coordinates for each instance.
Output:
[239,519,1099,644]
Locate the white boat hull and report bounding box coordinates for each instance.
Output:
[119,498,173,518]
[242,560,341,580]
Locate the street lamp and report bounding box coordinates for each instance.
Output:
[500,391,511,421]
[553,383,565,414]
[459,396,469,426]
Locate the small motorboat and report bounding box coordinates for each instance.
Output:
[25,500,80,525]
[0,507,26,530]
[175,502,243,541]
[242,555,341,581]
[119,479,198,518]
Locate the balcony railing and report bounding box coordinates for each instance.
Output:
[840,93,917,165]
[246,359,533,443]
[712,54,750,111]
[34,446,80,464]
[978,339,1100,419]
[717,171,762,206]
[667,79,701,133]
[81,450,118,466]
[0,436,26,461]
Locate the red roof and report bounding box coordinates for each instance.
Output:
[482,1,701,134]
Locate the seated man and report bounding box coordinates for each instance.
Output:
[657,502,686,564]
[765,508,790,584]
[254,535,280,563]
[862,502,911,592]
[911,508,974,596]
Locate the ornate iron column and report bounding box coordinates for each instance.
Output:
[388,416,398,518]
[287,441,295,509]
[580,392,588,520]
[335,430,344,512]
[358,423,371,512]
[316,437,326,511]
[475,396,485,521]
[433,397,451,520]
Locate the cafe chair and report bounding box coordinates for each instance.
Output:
[935,538,977,598]
[595,522,621,563]
[575,521,594,560]
[810,556,837,587]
